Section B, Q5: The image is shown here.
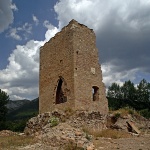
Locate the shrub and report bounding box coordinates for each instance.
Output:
[5,120,27,132]
[111,107,140,118]
[114,112,121,119]
[128,109,134,115]
[140,109,150,119]
[49,117,59,127]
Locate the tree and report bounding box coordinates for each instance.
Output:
[137,79,150,102]
[107,79,150,113]
[121,80,137,100]
[0,89,9,130]
[107,83,122,99]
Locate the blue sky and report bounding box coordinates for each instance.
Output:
[0,0,150,100]
[0,0,58,69]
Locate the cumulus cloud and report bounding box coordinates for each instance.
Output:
[32,14,39,25]
[0,40,45,99]
[6,23,32,40]
[0,25,59,99]
[43,20,59,41]
[10,2,18,11]
[1,0,150,99]
[101,63,139,87]
[0,0,16,32]
[54,0,150,85]
[43,20,55,29]
[7,28,22,40]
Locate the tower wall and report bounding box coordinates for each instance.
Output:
[39,25,75,113]
[39,20,108,114]
[72,22,108,114]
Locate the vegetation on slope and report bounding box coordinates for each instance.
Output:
[107,79,150,118]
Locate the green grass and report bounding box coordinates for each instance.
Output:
[15,111,38,118]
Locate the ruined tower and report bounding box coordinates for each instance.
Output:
[39,20,108,114]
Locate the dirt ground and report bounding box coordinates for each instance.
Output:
[94,134,150,150]
[0,132,150,149]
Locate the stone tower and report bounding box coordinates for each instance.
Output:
[39,20,108,114]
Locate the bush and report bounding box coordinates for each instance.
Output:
[114,112,121,119]
[0,121,6,130]
[111,107,140,118]
[128,109,134,115]
[49,117,59,127]
[5,120,27,132]
[140,109,150,119]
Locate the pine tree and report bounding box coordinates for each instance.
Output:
[0,89,9,130]
[107,83,122,99]
[137,79,150,102]
[121,80,137,100]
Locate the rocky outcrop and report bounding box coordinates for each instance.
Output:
[24,110,150,149]
[24,110,107,149]
[24,110,107,135]
[107,113,150,134]
[0,130,18,136]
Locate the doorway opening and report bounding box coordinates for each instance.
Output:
[55,77,67,104]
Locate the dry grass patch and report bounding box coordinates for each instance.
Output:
[83,127,131,139]
[110,108,140,118]
[0,135,36,150]
[64,107,75,118]
[96,129,131,139]
[63,142,84,150]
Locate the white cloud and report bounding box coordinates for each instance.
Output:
[7,28,22,40]
[101,63,139,87]
[54,0,150,31]
[0,0,15,32]
[43,20,55,29]
[32,14,39,25]
[1,0,150,100]
[45,27,59,42]
[54,0,150,77]
[22,23,32,34]
[6,23,32,40]
[10,2,18,11]
[0,40,44,99]
[43,20,59,41]
[0,26,58,99]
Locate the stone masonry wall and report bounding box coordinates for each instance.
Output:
[39,19,108,114]
[72,21,108,114]
[39,23,75,113]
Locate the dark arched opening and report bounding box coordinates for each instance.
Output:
[92,86,99,101]
[56,77,67,104]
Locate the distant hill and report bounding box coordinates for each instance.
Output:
[7,99,30,112]
[6,98,39,121]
